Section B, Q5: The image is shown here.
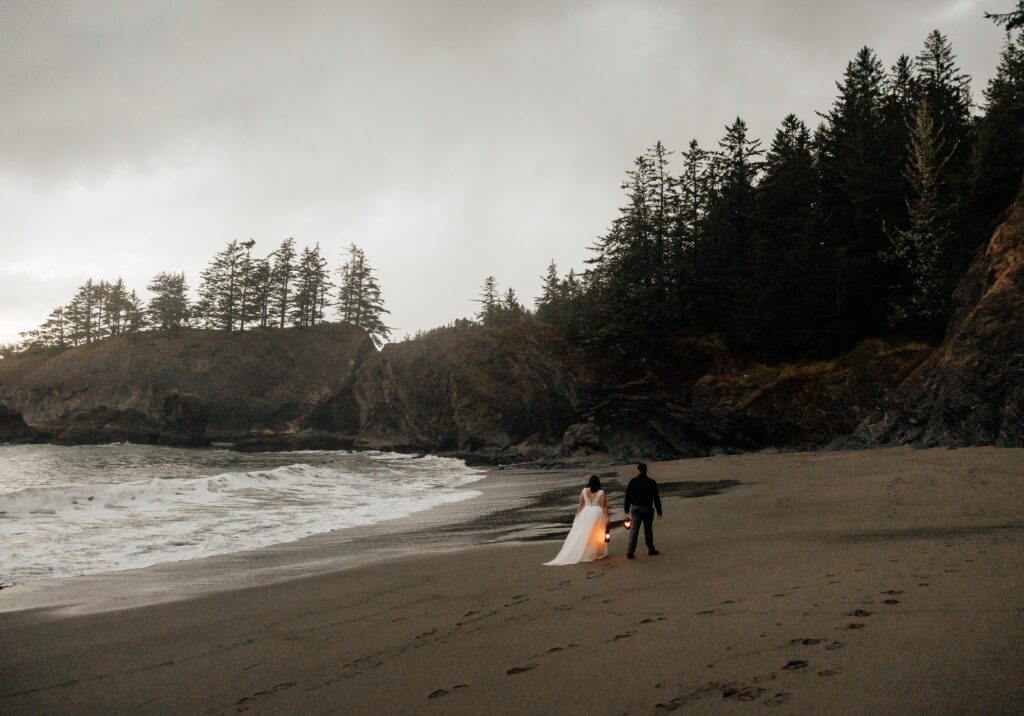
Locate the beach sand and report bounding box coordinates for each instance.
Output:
[2,446,1022,714]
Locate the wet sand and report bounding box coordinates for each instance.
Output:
[2,446,1022,714]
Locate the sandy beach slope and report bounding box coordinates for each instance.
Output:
[2,446,1022,714]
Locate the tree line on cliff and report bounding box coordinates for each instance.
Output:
[472,25,1024,377]
[6,241,392,355]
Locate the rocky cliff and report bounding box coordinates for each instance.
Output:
[852,181,1024,448]
[0,323,374,446]
[350,322,579,458]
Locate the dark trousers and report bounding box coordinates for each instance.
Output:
[627,506,656,556]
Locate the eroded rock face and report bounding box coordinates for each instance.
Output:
[855,182,1024,447]
[351,323,579,456]
[0,323,374,445]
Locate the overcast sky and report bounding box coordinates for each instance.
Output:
[0,0,1008,344]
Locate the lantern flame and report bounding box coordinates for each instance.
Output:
[624,518,633,530]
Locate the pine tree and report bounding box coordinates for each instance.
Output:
[698,118,763,344]
[124,290,147,333]
[915,31,972,131]
[247,257,272,328]
[236,239,257,330]
[534,260,565,325]
[678,138,713,260]
[91,280,111,342]
[38,306,69,348]
[147,272,191,331]
[886,99,955,338]
[674,138,713,323]
[881,53,919,222]
[986,0,1024,29]
[817,46,896,346]
[751,114,831,355]
[915,31,976,270]
[269,238,297,329]
[502,287,525,323]
[196,240,246,331]
[66,280,99,345]
[103,278,129,336]
[291,244,332,327]
[475,275,501,325]
[336,244,390,346]
[535,260,561,310]
[585,143,688,362]
[970,29,1024,237]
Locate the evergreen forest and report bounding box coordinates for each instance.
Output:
[485,25,1024,377]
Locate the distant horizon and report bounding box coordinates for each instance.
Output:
[1,0,1008,344]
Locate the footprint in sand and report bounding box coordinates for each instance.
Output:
[544,643,578,654]
[818,669,840,677]
[507,665,536,675]
[883,599,900,605]
[764,692,791,707]
[825,641,846,650]
[782,660,809,670]
[846,609,872,617]
[841,623,866,630]
[722,685,766,702]
[429,684,469,698]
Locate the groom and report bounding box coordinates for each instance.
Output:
[624,462,662,559]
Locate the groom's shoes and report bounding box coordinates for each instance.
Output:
[648,550,660,556]
[626,554,635,559]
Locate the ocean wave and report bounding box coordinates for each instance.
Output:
[0,448,484,585]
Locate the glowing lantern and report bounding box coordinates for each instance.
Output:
[624,518,633,530]
[604,529,611,542]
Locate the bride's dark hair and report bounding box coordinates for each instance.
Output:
[587,475,601,492]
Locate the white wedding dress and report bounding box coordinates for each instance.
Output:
[544,488,608,565]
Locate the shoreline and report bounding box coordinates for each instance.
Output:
[0,457,611,617]
[3,446,1022,713]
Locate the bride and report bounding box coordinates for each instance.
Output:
[544,475,610,565]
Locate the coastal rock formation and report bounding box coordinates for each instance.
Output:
[692,340,931,451]
[351,323,578,458]
[0,323,374,445]
[854,182,1024,447]
[561,391,737,460]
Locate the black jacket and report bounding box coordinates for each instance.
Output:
[624,475,662,516]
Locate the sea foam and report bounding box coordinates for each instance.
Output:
[0,446,483,586]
